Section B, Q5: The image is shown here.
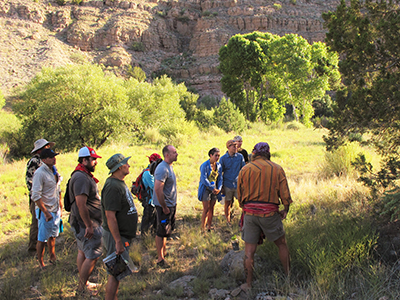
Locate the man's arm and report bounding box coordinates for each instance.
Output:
[105,210,125,255]
[35,199,53,221]
[154,179,170,215]
[75,195,94,239]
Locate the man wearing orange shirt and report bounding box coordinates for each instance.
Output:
[237,142,292,291]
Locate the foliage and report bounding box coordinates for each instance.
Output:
[0,89,4,109]
[71,0,83,5]
[219,32,341,126]
[126,65,146,82]
[213,98,246,133]
[130,41,145,52]
[320,143,364,178]
[273,3,282,10]
[193,109,215,130]
[323,0,400,187]
[11,64,140,156]
[312,94,334,119]
[198,95,219,110]
[124,75,197,138]
[380,186,400,221]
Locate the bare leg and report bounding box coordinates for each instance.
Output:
[156,236,166,262]
[77,250,85,274]
[225,200,232,224]
[206,200,216,229]
[274,235,290,275]
[241,242,257,291]
[78,256,99,291]
[37,241,46,268]
[201,201,210,231]
[47,237,56,262]
[105,274,119,300]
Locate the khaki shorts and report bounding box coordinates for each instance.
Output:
[224,186,237,202]
[241,213,285,244]
[71,225,102,260]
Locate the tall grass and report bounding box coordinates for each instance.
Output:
[0,123,395,299]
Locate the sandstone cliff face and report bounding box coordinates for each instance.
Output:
[0,0,340,97]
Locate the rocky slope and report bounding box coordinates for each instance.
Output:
[0,0,340,98]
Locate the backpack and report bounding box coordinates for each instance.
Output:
[149,158,163,175]
[131,168,150,204]
[63,170,77,212]
[64,177,75,212]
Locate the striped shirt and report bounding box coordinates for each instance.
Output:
[237,157,292,216]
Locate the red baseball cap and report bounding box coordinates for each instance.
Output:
[147,153,161,163]
[78,146,102,158]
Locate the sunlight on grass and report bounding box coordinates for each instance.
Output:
[0,124,394,299]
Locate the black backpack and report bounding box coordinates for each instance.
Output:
[149,158,163,175]
[63,171,76,212]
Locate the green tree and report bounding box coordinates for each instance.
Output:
[124,75,193,132]
[219,32,341,126]
[219,32,277,122]
[213,97,246,133]
[11,64,139,156]
[323,0,400,193]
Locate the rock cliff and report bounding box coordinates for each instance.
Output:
[0,0,340,98]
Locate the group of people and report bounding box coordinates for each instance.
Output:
[26,139,178,299]
[197,136,292,291]
[26,135,292,296]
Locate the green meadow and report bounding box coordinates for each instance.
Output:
[0,124,396,299]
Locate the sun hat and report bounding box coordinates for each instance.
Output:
[106,153,131,174]
[78,146,102,158]
[40,149,59,159]
[31,139,55,154]
[226,139,237,148]
[147,153,161,163]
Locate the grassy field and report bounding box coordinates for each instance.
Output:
[0,123,396,300]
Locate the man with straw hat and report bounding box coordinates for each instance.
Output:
[25,138,55,254]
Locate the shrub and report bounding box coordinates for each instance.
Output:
[273,3,282,10]
[126,65,146,82]
[198,95,219,110]
[56,0,66,6]
[130,42,145,52]
[286,121,305,131]
[213,98,246,133]
[194,109,215,130]
[11,64,140,156]
[143,128,165,144]
[320,143,365,178]
[0,89,4,109]
[71,0,83,5]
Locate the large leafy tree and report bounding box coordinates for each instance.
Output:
[323,0,400,190]
[219,32,340,125]
[12,64,140,156]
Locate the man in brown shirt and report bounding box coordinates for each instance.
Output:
[237,142,292,291]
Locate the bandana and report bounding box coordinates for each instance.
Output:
[252,142,270,156]
[74,163,99,183]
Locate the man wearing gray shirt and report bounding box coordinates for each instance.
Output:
[153,145,178,268]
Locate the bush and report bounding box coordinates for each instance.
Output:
[286,121,305,131]
[198,95,219,110]
[213,98,246,133]
[194,109,215,130]
[273,3,282,9]
[11,64,140,156]
[320,143,365,178]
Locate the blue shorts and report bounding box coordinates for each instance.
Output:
[36,208,61,242]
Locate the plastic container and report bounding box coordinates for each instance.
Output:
[231,235,239,251]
